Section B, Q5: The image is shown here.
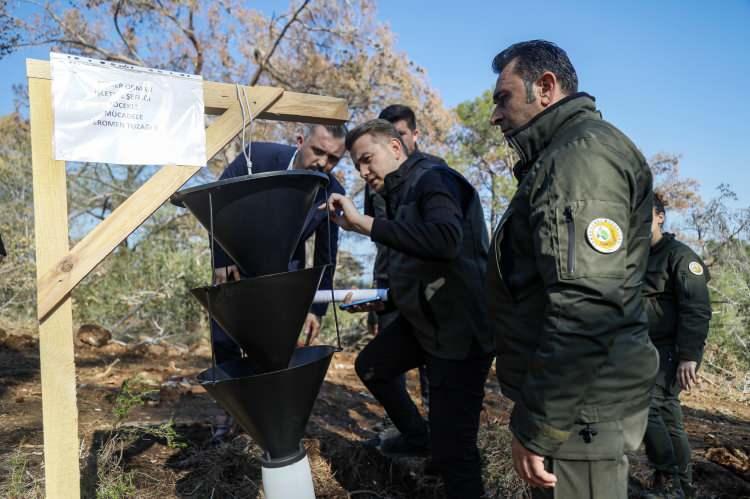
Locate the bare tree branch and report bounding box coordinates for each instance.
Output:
[249,0,311,85]
[113,0,145,65]
[153,0,203,73]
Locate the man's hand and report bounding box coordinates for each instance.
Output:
[342,291,386,314]
[511,435,557,489]
[677,360,698,391]
[301,313,322,346]
[321,193,374,235]
[214,265,240,284]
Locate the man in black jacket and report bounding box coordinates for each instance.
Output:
[642,193,711,499]
[211,124,346,361]
[325,119,494,499]
[364,104,440,408]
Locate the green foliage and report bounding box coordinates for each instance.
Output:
[0,113,36,330]
[111,377,159,424]
[450,89,517,228]
[6,451,28,498]
[703,240,750,371]
[96,470,136,499]
[0,448,43,498]
[143,419,187,450]
[1,449,35,499]
[73,212,209,341]
[683,185,750,371]
[320,306,369,348]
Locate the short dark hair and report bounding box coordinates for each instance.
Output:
[378,104,416,130]
[305,123,348,139]
[492,40,578,101]
[653,191,666,216]
[345,119,407,152]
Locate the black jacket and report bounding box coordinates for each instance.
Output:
[214,142,345,316]
[364,150,447,288]
[371,152,493,359]
[643,233,711,363]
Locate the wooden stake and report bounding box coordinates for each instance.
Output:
[30,77,81,499]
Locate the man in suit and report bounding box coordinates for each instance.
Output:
[211,124,347,361]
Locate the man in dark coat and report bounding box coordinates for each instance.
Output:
[363,104,442,408]
[486,40,658,498]
[211,124,347,360]
[326,119,495,498]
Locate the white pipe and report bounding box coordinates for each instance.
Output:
[312,288,388,304]
[261,454,316,499]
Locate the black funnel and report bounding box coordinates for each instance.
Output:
[171,170,329,277]
[190,266,326,372]
[198,345,335,459]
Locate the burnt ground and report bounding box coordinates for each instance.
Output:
[0,330,749,498]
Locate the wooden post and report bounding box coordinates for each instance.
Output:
[29,76,81,499]
[26,58,348,498]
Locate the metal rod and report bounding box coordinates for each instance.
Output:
[208,191,217,381]
[323,185,342,352]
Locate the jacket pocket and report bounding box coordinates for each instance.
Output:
[564,206,576,274]
[557,200,627,280]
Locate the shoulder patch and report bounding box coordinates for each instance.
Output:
[586,218,623,254]
[688,261,704,276]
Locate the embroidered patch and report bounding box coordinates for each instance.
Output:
[688,261,704,276]
[586,218,623,254]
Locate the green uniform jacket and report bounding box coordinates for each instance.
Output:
[643,233,711,363]
[487,93,659,456]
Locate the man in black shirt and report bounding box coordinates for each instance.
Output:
[325,119,494,499]
[364,104,438,408]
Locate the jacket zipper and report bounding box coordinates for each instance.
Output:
[564,207,575,274]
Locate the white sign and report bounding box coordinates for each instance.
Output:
[51,52,206,166]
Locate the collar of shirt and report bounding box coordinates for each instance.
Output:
[287,149,299,170]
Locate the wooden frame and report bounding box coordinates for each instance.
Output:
[26,58,348,498]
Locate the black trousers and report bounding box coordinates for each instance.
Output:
[377,310,430,405]
[355,314,493,499]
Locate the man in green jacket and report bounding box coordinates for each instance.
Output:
[486,40,658,498]
[642,193,711,499]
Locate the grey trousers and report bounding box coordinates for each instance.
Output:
[531,408,649,499]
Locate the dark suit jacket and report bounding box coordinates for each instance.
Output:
[213,142,344,316]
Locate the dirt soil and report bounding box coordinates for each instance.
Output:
[1,330,749,498]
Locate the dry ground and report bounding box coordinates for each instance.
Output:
[1,329,749,498]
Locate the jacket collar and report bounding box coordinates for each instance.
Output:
[650,232,675,254]
[506,92,597,180]
[381,151,425,199]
